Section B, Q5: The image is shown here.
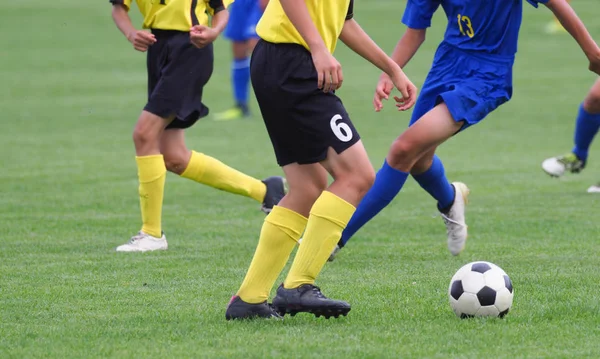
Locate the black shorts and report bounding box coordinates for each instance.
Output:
[145,30,213,130]
[250,40,360,166]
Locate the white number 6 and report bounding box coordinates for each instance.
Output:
[330,114,353,142]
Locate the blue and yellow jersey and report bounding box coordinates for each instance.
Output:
[257,0,354,54]
[402,0,550,58]
[110,0,233,32]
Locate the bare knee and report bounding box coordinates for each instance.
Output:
[583,84,600,113]
[133,124,159,153]
[133,111,170,155]
[387,138,422,172]
[163,150,191,174]
[332,165,375,202]
[285,179,327,216]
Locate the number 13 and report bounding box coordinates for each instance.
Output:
[457,14,474,38]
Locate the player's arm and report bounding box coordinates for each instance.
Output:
[111,3,156,52]
[389,28,427,69]
[370,0,438,111]
[339,19,417,111]
[279,0,341,92]
[544,0,600,74]
[191,0,229,48]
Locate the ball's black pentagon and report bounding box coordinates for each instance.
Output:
[476,286,496,306]
[504,275,513,293]
[471,262,492,274]
[460,313,475,319]
[499,308,510,318]
[450,280,464,300]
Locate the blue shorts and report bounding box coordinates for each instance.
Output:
[409,42,514,131]
[224,0,262,41]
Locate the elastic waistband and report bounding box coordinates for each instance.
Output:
[258,39,310,53]
[150,29,188,37]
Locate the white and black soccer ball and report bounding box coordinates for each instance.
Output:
[448,261,514,318]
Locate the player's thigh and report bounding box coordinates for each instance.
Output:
[394,103,461,159]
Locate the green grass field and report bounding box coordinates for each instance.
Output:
[2,1,600,358]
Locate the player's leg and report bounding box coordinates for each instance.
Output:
[339,104,462,254]
[542,78,600,179]
[227,163,326,320]
[273,142,374,318]
[335,84,441,255]
[116,110,172,252]
[227,40,368,319]
[160,129,286,212]
[117,32,176,252]
[412,150,469,255]
[214,41,253,120]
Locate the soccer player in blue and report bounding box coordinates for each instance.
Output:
[542,78,600,193]
[328,0,600,261]
[213,0,268,121]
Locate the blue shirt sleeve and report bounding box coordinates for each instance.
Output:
[526,0,550,8]
[401,0,441,29]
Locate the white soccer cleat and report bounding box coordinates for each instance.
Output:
[116,231,168,252]
[541,153,585,178]
[542,157,567,177]
[587,183,600,193]
[441,182,470,256]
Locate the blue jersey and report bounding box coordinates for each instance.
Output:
[402,0,549,58]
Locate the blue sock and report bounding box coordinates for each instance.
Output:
[339,160,408,247]
[232,57,251,112]
[412,155,455,212]
[572,103,600,161]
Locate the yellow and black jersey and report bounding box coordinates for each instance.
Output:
[257,0,354,54]
[109,0,232,32]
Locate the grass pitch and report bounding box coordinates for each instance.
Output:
[1,1,599,358]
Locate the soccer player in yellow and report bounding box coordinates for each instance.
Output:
[109,0,286,252]
[225,0,418,320]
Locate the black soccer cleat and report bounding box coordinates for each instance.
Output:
[225,296,282,321]
[272,284,351,319]
[261,176,287,214]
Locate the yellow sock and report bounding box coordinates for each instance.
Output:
[237,206,307,303]
[181,151,266,202]
[284,191,355,288]
[136,155,166,238]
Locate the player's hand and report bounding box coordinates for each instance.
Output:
[373,73,394,112]
[311,47,343,93]
[588,52,600,76]
[127,30,156,52]
[190,25,219,48]
[390,67,417,111]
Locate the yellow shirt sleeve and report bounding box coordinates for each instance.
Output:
[109,0,133,11]
[204,0,234,16]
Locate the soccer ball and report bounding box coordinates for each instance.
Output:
[448,261,514,318]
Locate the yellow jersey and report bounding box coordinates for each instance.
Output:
[257,0,354,54]
[110,0,233,32]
